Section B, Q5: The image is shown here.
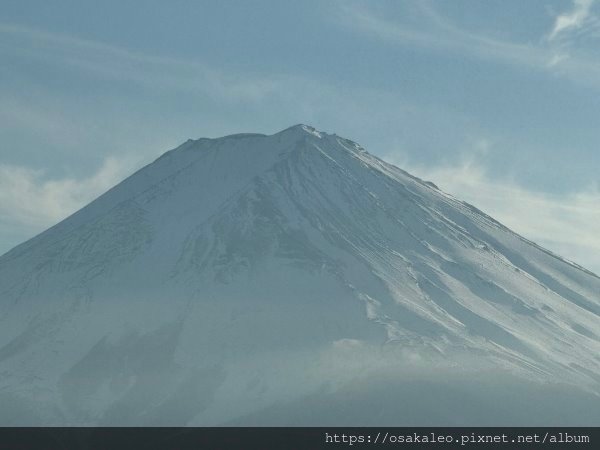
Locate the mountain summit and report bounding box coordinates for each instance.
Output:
[1,125,599,425]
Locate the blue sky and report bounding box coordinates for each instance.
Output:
[1,0,599,272]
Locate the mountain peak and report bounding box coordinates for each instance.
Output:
[1,125,599,426]
[276,123,325,139]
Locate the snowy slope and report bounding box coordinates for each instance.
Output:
[0,124,599,425]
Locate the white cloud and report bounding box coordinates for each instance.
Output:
[395,158,600,275]
[548,0,595,41]
[0,157,136,252]
[544,0,600,76]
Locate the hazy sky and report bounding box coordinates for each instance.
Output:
[1,0,599,273]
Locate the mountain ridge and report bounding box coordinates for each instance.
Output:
[5,123,593,279]
[0,125,599,425]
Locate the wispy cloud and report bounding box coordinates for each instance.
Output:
[336,1,545,68]
[0,23,284,103]
[0,21,418,135]
[544,0,600,73]
[0,21,483,146]
[340,2,547,66]
[335,1,600,88]
[548,0,595,41]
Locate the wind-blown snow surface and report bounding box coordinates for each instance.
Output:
[1,125,599,425]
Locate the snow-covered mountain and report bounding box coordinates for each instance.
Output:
[1,125,599,425]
